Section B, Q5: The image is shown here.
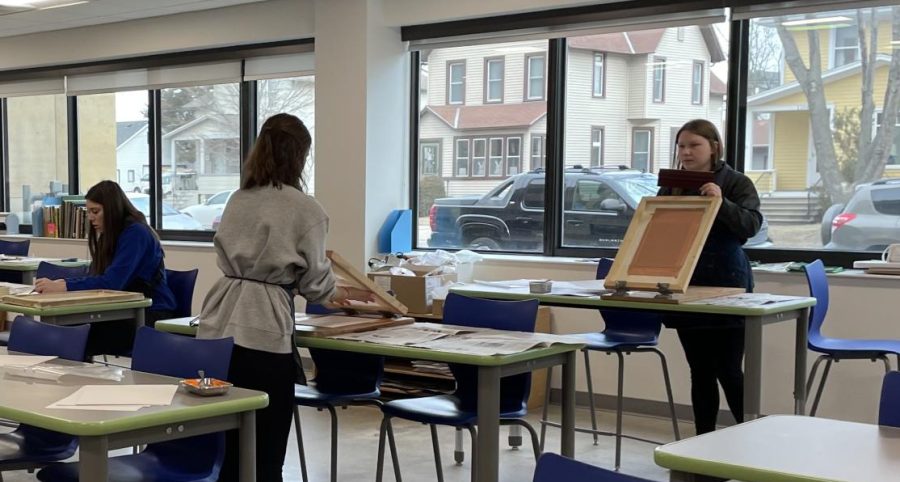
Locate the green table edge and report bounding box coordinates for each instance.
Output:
[450,286,816,316]
[0,261,90,272]
[0,393,269,437]
[653,447,842,482]
[0,298,152,316]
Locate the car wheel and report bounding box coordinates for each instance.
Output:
[820,203,845,246]
[469,237,501,250]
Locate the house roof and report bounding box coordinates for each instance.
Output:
[710,72,727,96]
[749,54,892,106]
[426,103,546,130]
[116,120,147,147]
[567,26,725,63]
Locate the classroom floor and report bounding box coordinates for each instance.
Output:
[0,403,690,481]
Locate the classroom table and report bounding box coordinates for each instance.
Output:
[0,258,90,284]
[156,317,584,482]
[0,298,152,330]
[0,348,268,481]
[654,414,900,481]
[450,283,817,419]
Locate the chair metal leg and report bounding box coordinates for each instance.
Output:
[376,417,388,482]
[293,405,309,482]
[582,349,600,445]
[326,405,339,482]
[539,365,553,451]
[652,348,681,440]
[878,354,892,373]
[503,419,541,461]
[810,358,834,416]
[805,355,829,401]
[386,417,402,482]
[466,426,478,482]
[454,428,465,464]
[430,424,444,482]
[614,351,625,471]
[508,425,522,449]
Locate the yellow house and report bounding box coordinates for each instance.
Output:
[748,17,900,195]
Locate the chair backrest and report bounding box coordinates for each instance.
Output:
[533,453,653,482]
[131,327,234,480]
[879,371,900,428]
[304,303,384,394]
[165,268,199,318]
[0,239,29,256]
[596,258,662,340]
[8,315,90,362]
[36,261,88,280]
[443,292,540,413]
[803,259,829,344]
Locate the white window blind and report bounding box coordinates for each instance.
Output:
[733,0,895,20]
[243,53,315,81]
[65,61,242,96]
[0,78,65,97]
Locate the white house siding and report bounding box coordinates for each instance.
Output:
[627,55,649,120]
[116,127,149,192]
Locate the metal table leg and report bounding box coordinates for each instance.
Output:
[743,316,763,420]
[476,365,501,482]
[239,410,257,482]
[560,350,576,457]
[794,308,809,415]
[79,436,109,481]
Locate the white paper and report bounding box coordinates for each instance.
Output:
[46,401,147,411]
[685,293,806,308]
[0,355,57,367]
[333,323,469,346]
[53,384,178,407]
[0,282,37,295]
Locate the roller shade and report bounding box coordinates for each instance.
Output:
[0,78,65,97]
[733,0,896,20]
[243,53,315,81]
[65,61,242,96]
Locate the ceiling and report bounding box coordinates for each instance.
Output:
[0,0,268,38]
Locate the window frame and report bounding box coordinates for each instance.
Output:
[590,126,604,167]
[631,127,654,172]
[447,60,467,105]
[592,52,606,98]
[652,56,666,103]
[692,60,704,105]
[530,134,546,170]
[524,53,546,101]
[483,56,505,104]
[831,25,860,69]
[420,139,443,176]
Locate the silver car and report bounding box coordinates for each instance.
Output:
[822,179,900,251]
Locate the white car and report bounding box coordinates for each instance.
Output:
[125,193,203,230]
[180,190,235,229]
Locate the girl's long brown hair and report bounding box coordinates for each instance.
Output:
[242,113,311,191]
[85,181,157,275]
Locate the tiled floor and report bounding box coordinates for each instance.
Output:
[1,403,688,481]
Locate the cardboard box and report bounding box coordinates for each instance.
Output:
[367,272,456,314]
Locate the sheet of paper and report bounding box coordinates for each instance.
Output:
[685,293,806,308]
[333,323,468,346]
[53,384,178,407]
[416,334,546,356]
[0,355,57,367]
[0,282,37,295]
[46,401,148,411]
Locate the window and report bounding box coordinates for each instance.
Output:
[420,141,441,176]
[592,52,606,97]
[472,139,486,176]
[488,138,504,176]
[258,76,316,194]
[751,146,770,171]
[677,27,686,41]
[454,138,470,176]
[692,61,704,105]
[590,127,604,167]
[525,54,545,101]
[522,178,545,209]
[127,170,135,182]
[833,26,859,68]
[531,135,546,170]
[632,128,653,171]
[203,138,240,175]
[507,137,521,175]
[484,57,504,103]
[447,61,466,104]
[7,94,69,227]
[652,56,666,103]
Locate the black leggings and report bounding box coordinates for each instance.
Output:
[218,344,295,482]
[85,309,177,358]
[677,324,745,435]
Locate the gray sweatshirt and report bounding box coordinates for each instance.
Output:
[198,184,336,353]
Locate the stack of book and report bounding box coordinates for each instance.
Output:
[37,195,88,239]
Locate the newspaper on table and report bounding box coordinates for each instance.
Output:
[470,279,611,297]
[332,322,585,355]
[684,293,807,308]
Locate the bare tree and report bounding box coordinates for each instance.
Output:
[748,22,783,94]
[775,7,900,204]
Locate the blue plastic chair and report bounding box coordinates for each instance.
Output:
[539,258,679,469]
[879,371,900,428]
[532,453,653,481]
[36,327,234,482]
[375,293,541,482]
[165,268,199,318]
[292,304,385,482]
[35,261,88,280]
[804,259,900,416]
[0,316,90,476]
[0,239,29,256]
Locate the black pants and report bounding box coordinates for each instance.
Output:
[85,308,177,358]
[218,344,295,482]
[677,324,745,435]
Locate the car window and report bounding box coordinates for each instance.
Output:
[488,180,514,200]
[207,192,229,205]
[573,180,621,212]
[871,187,900,216]
[522,179,545,209]
[617,176,658,203]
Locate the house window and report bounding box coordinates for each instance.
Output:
[592,52,606,98]
[751,146,770,170]
[692,61,704,105]
[174,139,199,170]
[833,26,859,68]
[455,138,469,176]
[590,127,604,167]
[204,138,240,175]
[447,61,466,105]
[127,170,135,182]
[484,57,504,103]
[488,138,504,176]
[531,135,546,170]
[472,139,486,176]
[525,54,545,101]
[677,27,686,41]
[507,137,521,175]
[420,141,441,176]
[652,56,666,103]
[632,128,654,171]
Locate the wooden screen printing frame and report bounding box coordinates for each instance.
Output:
[603,196,721,295]
[325,250,408,316]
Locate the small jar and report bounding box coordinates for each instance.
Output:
[529,280,553,294]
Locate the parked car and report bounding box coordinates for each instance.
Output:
[821,178,900,251]
[125,193,203,230]
[180,190,235,229]
[139,173,173,195]
[428,166,771,251]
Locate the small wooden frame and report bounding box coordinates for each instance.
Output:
[604,196,721,295]
[326,250,408,315]
[294,314,414,337]
[1,290,144,309]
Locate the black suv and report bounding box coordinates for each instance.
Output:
[428,166,770,251]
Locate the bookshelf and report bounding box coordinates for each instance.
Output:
[33,195,89,239]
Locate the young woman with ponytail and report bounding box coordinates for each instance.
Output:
[198,113,371,481]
